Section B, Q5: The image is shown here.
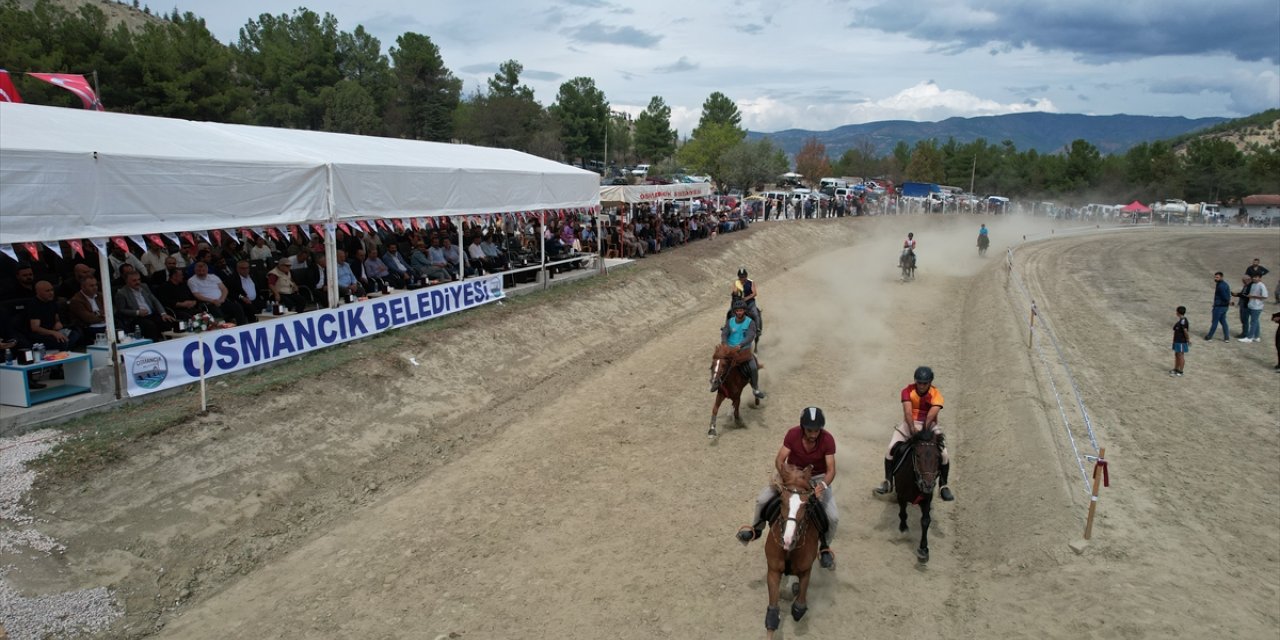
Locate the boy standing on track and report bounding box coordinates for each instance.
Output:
[1171,306,1189,377]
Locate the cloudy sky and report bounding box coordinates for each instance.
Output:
[186,0,1279,136]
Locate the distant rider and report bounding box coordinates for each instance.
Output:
[736,406,838,570]
[731,266,763,336]
[874,366,955,501]
[902,232,917,265]
[722,300,765,399]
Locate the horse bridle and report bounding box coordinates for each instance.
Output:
[771,485,816,549]
[911,439,940,493]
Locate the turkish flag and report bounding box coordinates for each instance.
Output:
[147,234,165,248]
[111,237,129,253]
[27,73,103,110]
[0,70,22,103]
[67,238,84,258]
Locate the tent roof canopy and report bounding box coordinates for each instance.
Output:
[0,103,599,244]
[1120,200,1151,213]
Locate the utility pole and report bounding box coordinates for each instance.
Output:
[969,155,976,195]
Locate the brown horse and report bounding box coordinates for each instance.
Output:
[708,344,760,438]
[889,429,944,563]
[762,463,821,639]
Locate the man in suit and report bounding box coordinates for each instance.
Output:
[116,271,175,341]
[226,259,266,318]
[67,276,108,347]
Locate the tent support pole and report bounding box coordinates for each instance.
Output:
[539,210,547,290]
[95,239,122,399]
[596,208,605,275]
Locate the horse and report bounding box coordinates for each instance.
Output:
[899,249,917,281]
[886,428,944,563]
[708,344,760,438]
[977,233,990,256]
[760,463,822,639]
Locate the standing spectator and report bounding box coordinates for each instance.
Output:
[1240,274,1269,343]
[1,264,37,302]
[139,242,169,276]
[108,244,146,282]
[1204,272,1232,341]
[1244,258,1269,280]
[1272,311,1280,371]
[1171,306,1189,376]
[1235,276,1253,338]
[248,236,275,262]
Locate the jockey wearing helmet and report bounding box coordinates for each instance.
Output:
[731,266,762,332]
[902,232,917,259]
[736,407,838,570]
[874,366,955,501]
[722,300,765,399]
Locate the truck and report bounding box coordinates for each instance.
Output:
[900,182,943,198]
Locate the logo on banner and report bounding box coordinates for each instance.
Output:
[131,350,169,389]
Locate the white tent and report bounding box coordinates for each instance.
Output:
[0,102,601,245]
[599,182,712,204]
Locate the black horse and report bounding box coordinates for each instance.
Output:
[899,249,916,281]
[888,429,944,563]
[977,233,990,256]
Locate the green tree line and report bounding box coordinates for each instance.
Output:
[2,0,1275,204]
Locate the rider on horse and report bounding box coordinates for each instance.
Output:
[722,300,765,399]
[901,232,917,268]
[731,266,763,333]
[874,366,955,501]
[737,407,838,570]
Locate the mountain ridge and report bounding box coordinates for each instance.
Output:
[748,112,1228,158]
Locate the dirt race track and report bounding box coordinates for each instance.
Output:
[5,215,1279,639]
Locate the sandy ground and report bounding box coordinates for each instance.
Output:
[2,215,1278,639]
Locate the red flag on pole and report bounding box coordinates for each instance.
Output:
[0,70,22,103]
[27,73,103,110]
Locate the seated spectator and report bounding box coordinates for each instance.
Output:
[465,235,494,275]
[187,261,247,325]
[227,259,267,316]
[115,271,175,341]
[364,247,398,289]
[429,236,457,279]
[157,268,202,320]
[1,263,37,302]
[380,243,413,285]
[621,224,645,258]
[67,276,108,347]
[413,240,451,283]
[151,255,180,287]
[57,263,95,300]
[25,280,79,350]
[480,233,510,270]
[335,249,366,298]
[248,236,275,262]
[184,249,213,277]
[266,258,306,312]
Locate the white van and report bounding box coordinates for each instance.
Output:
[819,178,846,191]
[631,164,651,177]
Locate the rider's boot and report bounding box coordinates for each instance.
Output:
[873,458,893,495]
[818,532,836,570]
[939,462,955,501]
[736,521,764,545]
[750,362,766,399]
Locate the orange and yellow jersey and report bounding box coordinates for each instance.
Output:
[901,384,943,424]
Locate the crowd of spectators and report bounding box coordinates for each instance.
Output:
[0,215,607,353]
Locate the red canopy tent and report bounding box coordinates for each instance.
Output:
[1121,200,1151,213]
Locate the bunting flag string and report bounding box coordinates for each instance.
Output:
[111,237,130,254]
[44,241,63,259]
[67,238,85,258]
[146,234,164,249]
[0,245,17,262]
[252,227,265,239]
[294,225,309,241]
[267,227,282,241]
[23,243,41,261]
[89,238,108,252]
[276,226,291,241]
[179,231,195,249]
[311,224,325,238]
[391,219,404,233]
[210,229,223,247]
[128,235,146,251]
[163,232,180,248]
[338,222,352,235]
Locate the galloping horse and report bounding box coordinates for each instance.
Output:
[887,428,944,562]
[708,344,760,438]
[899,249,917,281]
[762,463,821,639]
[977,233,990,256]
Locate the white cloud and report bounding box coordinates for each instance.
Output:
[737,81,1058,133]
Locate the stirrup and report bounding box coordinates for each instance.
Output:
[819,548,836,570]
[736,525,760,545]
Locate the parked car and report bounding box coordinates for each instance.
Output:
[631,164,651,177]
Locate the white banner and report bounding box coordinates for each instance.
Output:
[122,276,505,396]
